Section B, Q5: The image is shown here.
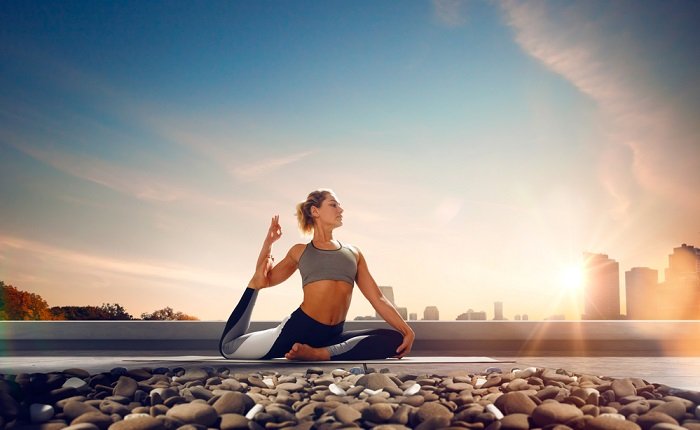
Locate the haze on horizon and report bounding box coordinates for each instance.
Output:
[1,1,699,321]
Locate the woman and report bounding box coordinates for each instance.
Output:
[219,189,415,361]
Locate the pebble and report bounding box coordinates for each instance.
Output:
[113,377,138,398]
[166,402,218,427]
[30,403,55,422]
[108,415,163,430]
[64,377,89,390]
[356,373,398,391]
[588,415,642,430]
[495,391,538,415]
[532,401,584,426]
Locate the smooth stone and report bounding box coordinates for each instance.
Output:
[187,386,213,401]
[333,404,362,424]
[447,383,473,392]
[174,369,208,383]
[276,382,304,392]
[63,424,99,430]
[63,378,88,390]
[495,391,538,415]
[620,401,651,417]
[71,412,114,430]
[599,413,627,420]
[415,402,453,423]
[113,377,138,398]
[612,380,638,399]
[390,404,411,425]
[100,400,130,416]
[328,383,346,396]
[363,402,394,423]
[64,401,102,421]
[244,403,263,420]
[587,416,642,430]
[532,402,584,427]
[636,412,679,430]
[108,415,164,430]
[403,383,421,396]
[500,413,530,430]
[373,426,411,430]
[356,373,398,391]
[537,386,564,400]
[415,415,451,430]
[63,369,91,379]
[124,413,150,420]
[696,405,700,419]
[542,369,575,384]
[486,404,505,420]
[648,402,686,422]
[165,403,217,427]
[30,404,56,423]
[219,413,249,430]
[401,395,425,407]
[212,391,255,415]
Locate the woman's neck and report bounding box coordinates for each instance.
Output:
[312,226,334,244]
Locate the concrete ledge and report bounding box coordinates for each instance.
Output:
[2,320,699,356]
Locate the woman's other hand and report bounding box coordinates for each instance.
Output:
[394,329,415,359]
[266,215,282,244]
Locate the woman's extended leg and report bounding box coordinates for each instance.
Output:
[219,287,292,359]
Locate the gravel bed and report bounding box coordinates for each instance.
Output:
[1,365,699,430]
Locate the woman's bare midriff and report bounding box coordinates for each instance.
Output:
[300,280,353,325]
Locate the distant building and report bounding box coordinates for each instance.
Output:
[625,267,658,319]
[397,307,408,320]
[514,314,521,321]
[409,313,417,321]
[522,314,529,321]
[582,253,621,320]
[545,314,566,320]
[456,309,486,320]
[494,301,504,320]
[423,306,439,320]
[658,244,700,319]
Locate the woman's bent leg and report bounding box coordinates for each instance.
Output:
[326,329,403,360]
[219,287,292,359]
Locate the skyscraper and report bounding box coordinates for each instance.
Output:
[494,301,504,320]
[659,244,700,319]
[625,267,658,319]
[423,306,439,320]
[583,253,621,320]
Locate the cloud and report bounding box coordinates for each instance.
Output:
[433,0,468,28]
[0,234,232,288]
[230,150,316,182]
[499,0,700,214]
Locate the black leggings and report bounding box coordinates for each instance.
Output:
[219,288,403,360]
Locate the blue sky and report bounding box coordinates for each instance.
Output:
[1,0,698,320]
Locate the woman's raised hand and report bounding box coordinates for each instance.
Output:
[266,215,282,244]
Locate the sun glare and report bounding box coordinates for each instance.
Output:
[561,264,585,290]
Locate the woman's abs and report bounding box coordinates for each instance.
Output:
[300,280,353,325]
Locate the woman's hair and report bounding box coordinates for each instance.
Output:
[296,189,334,235]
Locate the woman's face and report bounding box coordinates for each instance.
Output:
[314,194,343,228]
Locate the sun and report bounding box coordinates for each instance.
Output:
[560,264,585,291]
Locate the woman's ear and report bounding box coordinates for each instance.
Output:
[310,206,319,218]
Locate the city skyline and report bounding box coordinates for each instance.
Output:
[1,1,699,321]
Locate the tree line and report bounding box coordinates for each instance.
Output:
[0,281,198,320]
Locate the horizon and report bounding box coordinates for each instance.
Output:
[1,1,699,322]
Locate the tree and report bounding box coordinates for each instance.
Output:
[50,303,134,320]
[0,281,53,320]
[141,306,199,320]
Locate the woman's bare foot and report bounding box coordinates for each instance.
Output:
[285,343,330,361]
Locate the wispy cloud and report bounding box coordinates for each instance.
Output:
[500,0,700,214]
[230,150,316,182]
[0,234,232,288]
[433,0,468,28]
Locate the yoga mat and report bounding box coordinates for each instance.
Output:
[125,356,514,364]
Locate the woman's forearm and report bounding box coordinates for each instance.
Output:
[374,297,414,335]
[255,239,273,269]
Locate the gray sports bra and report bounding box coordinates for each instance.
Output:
[298,241,358,287]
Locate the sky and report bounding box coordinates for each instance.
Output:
[1,0,699,321]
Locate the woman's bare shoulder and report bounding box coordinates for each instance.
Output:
[288,243,308,262]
